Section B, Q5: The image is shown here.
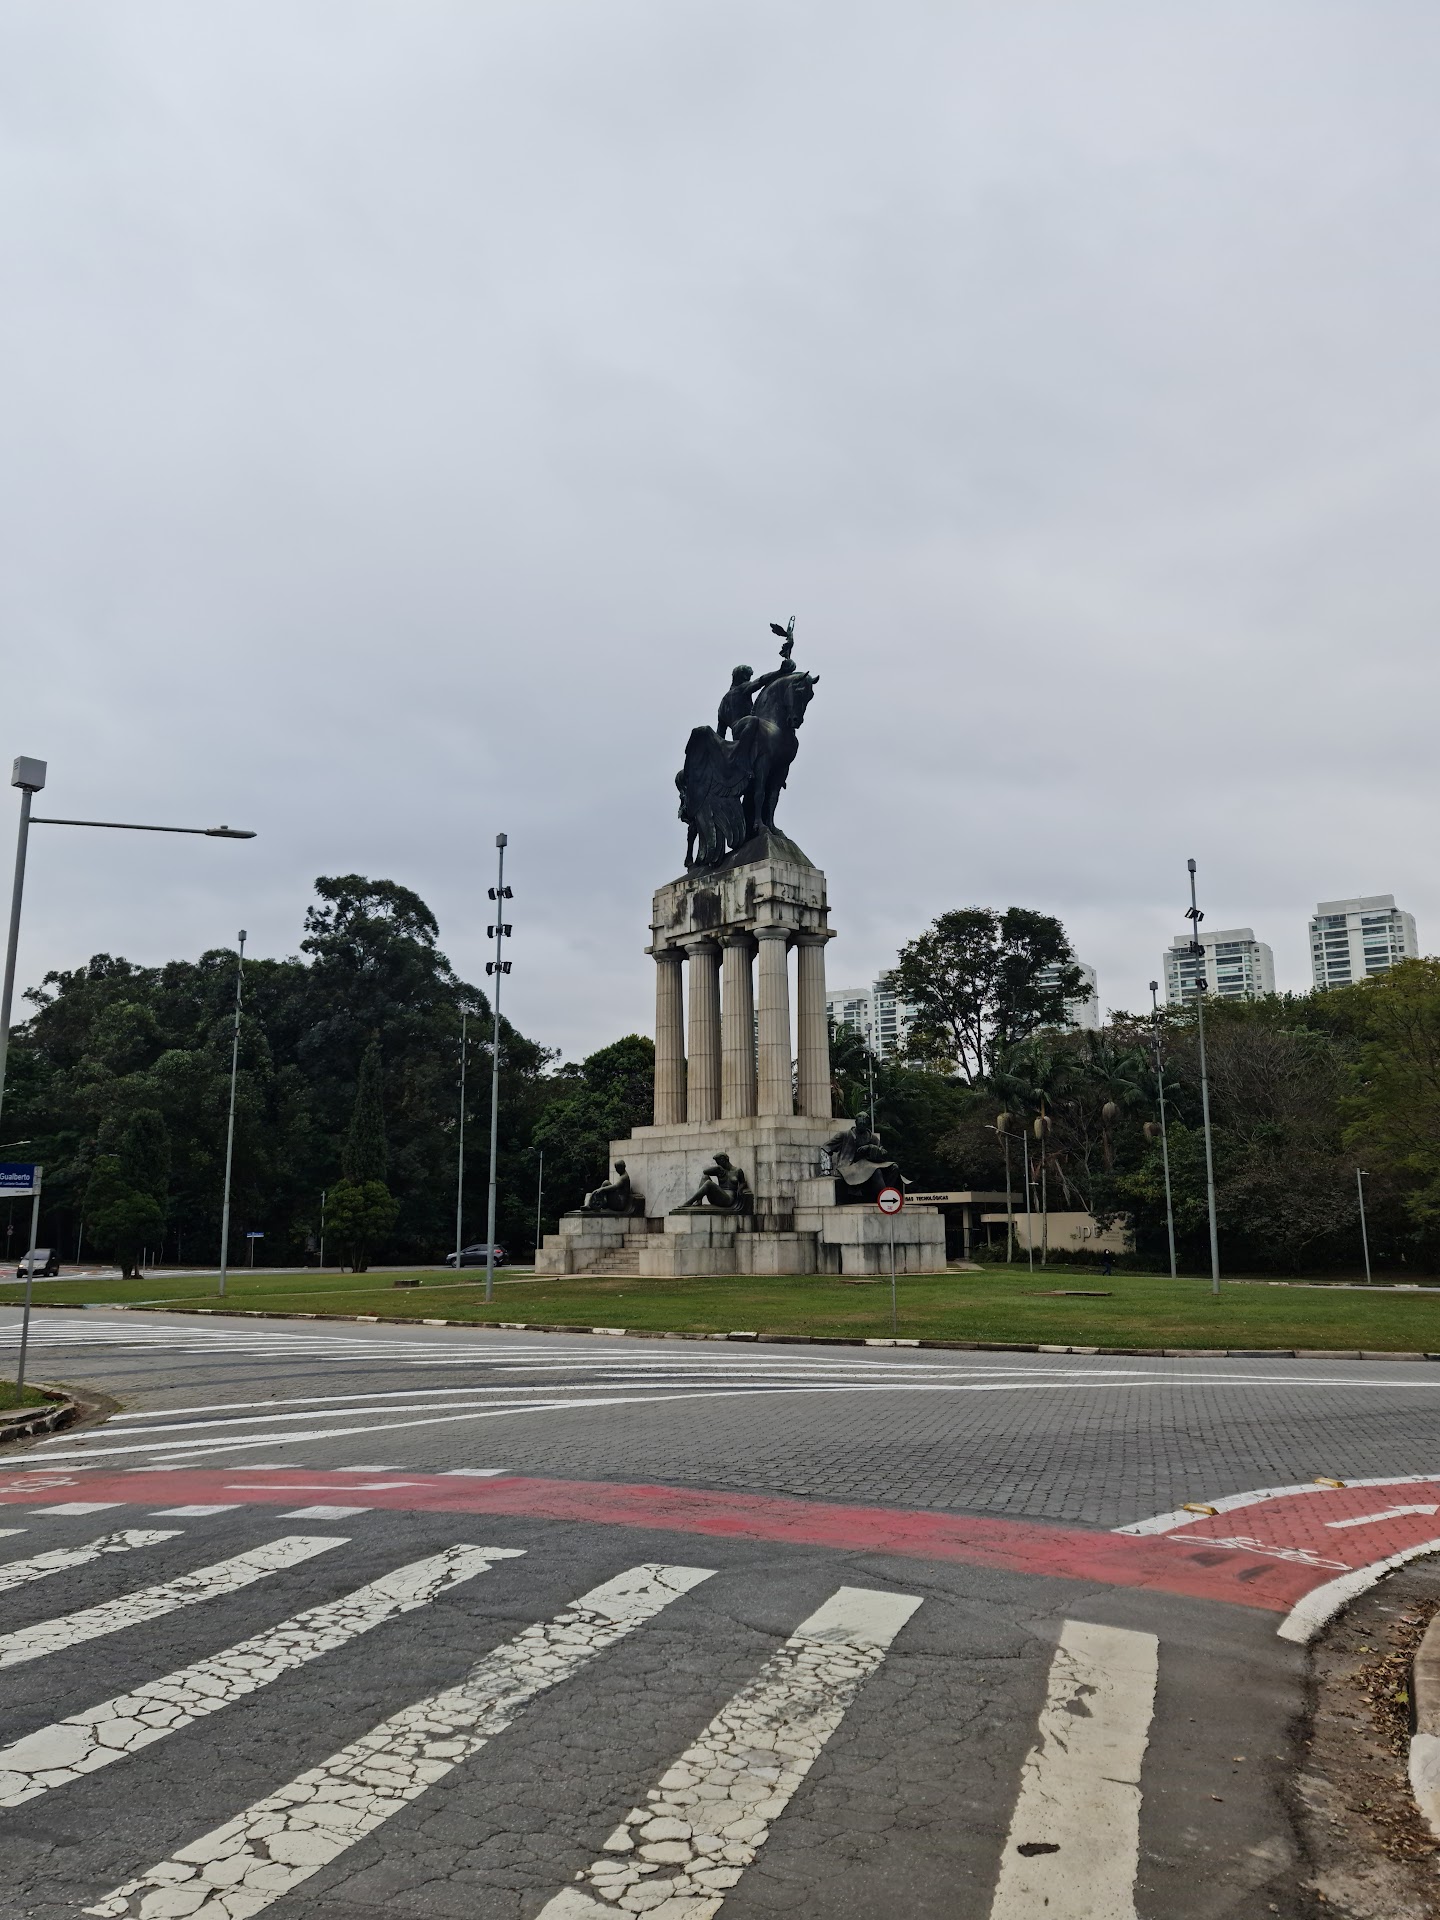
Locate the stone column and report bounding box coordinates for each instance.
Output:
[721,935,757,1119]
[686,940,722,1124]
[755,928,794,1117]
[794,934,832,1118]
[653,949,686,1125]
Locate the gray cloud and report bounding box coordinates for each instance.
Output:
[4,2,1438,1055]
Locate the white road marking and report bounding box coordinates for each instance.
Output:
[1117,1472,1440,1534]
[30,1502,123,1515]
[987,1619,1158,1920]
[1325,1504,1440,1529]
[1278,1538,1440,1642]
[0,1543,522,1808]
[0,1535,346,1669]
[279,1505,371,1519]
[539,1584,921,1919]
[87,1561,714,1919]
[0,1530,180,1594]
[150,1506,242,1517]
[0,1528,23,1538]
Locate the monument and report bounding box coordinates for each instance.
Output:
[535,622,945,1280]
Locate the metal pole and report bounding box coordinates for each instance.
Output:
[1002,1130,1014,1263]
[889,1218,897,1337]
[0,776,40,1131]
[1357,1167,1372,1284]
[1187,860,1221,1296]
[534,1148,544,1262]
[455,1009,468,1269]
[218,930,246,1300]
[1021,1131,1034,1273]
[484,836,508,1306]
[15,1167,41,1395]
[1037,1106,1049,1267]
[1150,981,1178,1279]
[319,1190,325,1269]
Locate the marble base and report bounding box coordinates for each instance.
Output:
[614,1114,846,1222]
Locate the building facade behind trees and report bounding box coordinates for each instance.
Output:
[1310,894,1418,989]
[1163,927,1275,1005]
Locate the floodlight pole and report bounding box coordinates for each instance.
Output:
[455,1009,468,1269]
[217,931,246,1300]
[1150,980,1178,1278]
[484,835,511,1306]
[1186,860,1222,1296]
[1356,1167,1372,1284]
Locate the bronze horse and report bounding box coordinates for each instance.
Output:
[677,668,817,868]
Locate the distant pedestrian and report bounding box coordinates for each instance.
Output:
[1101,1250,1114,1278]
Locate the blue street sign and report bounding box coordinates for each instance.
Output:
[0,1164,38,1197]
[245,1231,264,1239]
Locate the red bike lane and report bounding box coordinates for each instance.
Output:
[4,1463,1436,1634]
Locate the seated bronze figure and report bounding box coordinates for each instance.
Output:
[673,1152,753,1214]
[582,1160,645,1217]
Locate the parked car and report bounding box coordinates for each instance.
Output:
[444,1243,508,1269]
[16,1248,59,1278]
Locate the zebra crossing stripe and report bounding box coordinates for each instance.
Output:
[0,1543,523,1809]
[0,1535,346,1670]
[537,1584,921,1919]
[987,1619,1158,1920]
[86,1561,715,1919]
[0,1529,180,1596]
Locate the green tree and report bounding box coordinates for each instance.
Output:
[342,1041,387,1183]
[531,1036,655,1213]
[892,908,1088,1083]
[84,1157,164,1278]
[1330,960,1440,1224]
[323,1179,400,1273]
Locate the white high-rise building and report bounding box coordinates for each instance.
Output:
[825,976,916,1059]
[1036,959,1100,1030]
[1164,928,1275,1006]
[1310,895,1418,989]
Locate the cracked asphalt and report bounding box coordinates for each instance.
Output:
[0,1307,1433,1916]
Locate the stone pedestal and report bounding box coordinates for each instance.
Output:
[609,830,929,1280]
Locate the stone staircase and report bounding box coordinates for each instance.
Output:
[536,1226,651,1278]
[588,1248,642,1277]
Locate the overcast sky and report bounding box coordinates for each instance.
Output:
[4,3,1438,1060]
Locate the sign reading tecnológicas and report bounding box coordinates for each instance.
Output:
[0,1164,39,1197]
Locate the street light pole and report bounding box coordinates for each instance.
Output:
[217,931,246,1301]
[484,835,512,1306]
[0,755,253,1136]
[0,759,46,1129]
[454,1009,468,1270]
[1149,980,1178,1279]
[1356,1167,1372,1284]
[1186,859,1222,1297]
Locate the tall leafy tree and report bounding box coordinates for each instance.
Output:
[342,1041,388,1183]
[891,908,1088,1083]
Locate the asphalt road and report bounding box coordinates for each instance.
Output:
[1,1308,1438,1919]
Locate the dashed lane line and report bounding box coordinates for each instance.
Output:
[0,1530,181,1594]
[987,1619,1158,1920]
[538,1584,921,1918]
[86,1561,715,1919]
[0,1543,522,1809]
[0,1534,346,1669]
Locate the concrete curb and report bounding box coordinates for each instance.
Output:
[18,1300,1440,1361]
[1409,1610,1440,1839]
[0,1390,78,1445]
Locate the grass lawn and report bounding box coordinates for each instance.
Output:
[2,1265,1440,1351]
